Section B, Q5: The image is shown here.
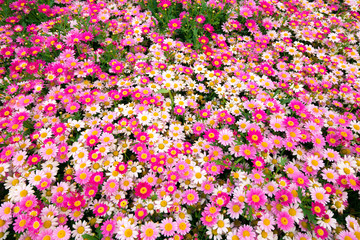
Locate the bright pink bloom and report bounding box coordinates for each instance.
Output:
[93,203,108,217]
[135,182,153,199]
[203,129,219,142]
[101,219,116,237]
[246,129,263,145]
[277,211,294,231]
[168,18,181,30]
[182,190,199,205]
[135,208,148,220]
[275,189,293,206]
[315,225,328,239]
[246,188,266,209]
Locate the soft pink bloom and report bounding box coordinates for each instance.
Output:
[237,225,255,240]
[140,221,159,240]
[160,217,177,237]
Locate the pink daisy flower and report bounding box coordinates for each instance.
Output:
[238,225,255,240]
[311,202,326,217]
[246,188,266,209]
[239,144,256,160]
[27,154,41,166]
[192,122,206,135]
[218,128,234,146]
[28,217,42,234]
[201,213,217,227]
[201,181,214,194]
[104,179,119,194]
[176,219,190,235]
[168,18,181,30]
[277,211,294,232]
[140,221,159,240]
[65,102,80,113]
[20,195,38,212]
[135,182,153,199]
[310,187,329,205]
[51,122,67,136]
[52,225,71,240]
[38,178,51,190]
[275,189,293,206]
[258,213,275,231]
[93,203,108,217]
[203,128,219,142]
[38,230,53,240]
[314,225,329,240]
[227,201,244,219]
[116,162,128,174]
[14,214,30,233]
[135,208,148,220]
[182,190,199,205]
[74,169,91,185]
[246,129,263,145]
[101,219,116,237]
[0,202,13,220]
[337,231,357,240]
[40,144,58,160]
[292,172,310,188]
[160,217,177,237]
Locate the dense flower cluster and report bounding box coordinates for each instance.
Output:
[0,0,360,239]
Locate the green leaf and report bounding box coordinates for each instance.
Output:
[297,187,303,201]
[302,207,317,225]
[82,234,98,240]
[95,227,103,239]
[278,157,287,166]
[157,88,169,93]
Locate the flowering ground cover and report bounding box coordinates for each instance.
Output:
[0,0,360,239]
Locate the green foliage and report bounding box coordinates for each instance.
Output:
[139,0,231,48]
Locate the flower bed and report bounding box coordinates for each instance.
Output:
[0,0,360,239]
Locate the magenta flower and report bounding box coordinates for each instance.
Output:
[168,18,181,30]
[174,106,185,115]
[315,225,329,239]
[246,129,263,145]
[277,211,294,231]
[239,144,256,160]
[195,15,206,24]
[203,129,219,142]
[135,182,153,199]
[246,188,266,209]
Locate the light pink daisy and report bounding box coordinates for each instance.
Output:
[160,217,177,237]
[239,144,256,160]
[140,221,159,240]
[0,202,13,220]
[258,213,275,231]
[40,144,58,160]
[310,187,329,205]
[74,169,91,185]
[52,225,71,240]
[321,169,338,183]
[176,219,190,235]
[218,128,234,146]
[238,225,255,240]
[104,179,119,194]
[101,219,117,237]
[226,201,244,219]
